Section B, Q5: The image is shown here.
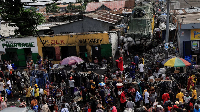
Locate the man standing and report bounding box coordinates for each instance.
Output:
[144,89,150,108]
[134,54,139,69]
[25,85,32,106]
[162,90,170,104]
[60,80,66,94]
[138,61,144,78]
[176,90,184,102]
[126,97,135,110]
[0,79,5,98]
[61,104,69,112]
[135,88,141,108]
[120,91,127,111]
[192,86,197,104]
[34,84,40,103]
[68,76,75,98]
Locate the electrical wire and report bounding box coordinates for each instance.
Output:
[183,0,193,8]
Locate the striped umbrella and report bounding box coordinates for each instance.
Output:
[163,57,191,67]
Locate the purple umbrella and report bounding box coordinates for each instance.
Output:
[60,56,84,66]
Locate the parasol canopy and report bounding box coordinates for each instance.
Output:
[162,57,191,67]
[60,56,84,66]
[98,82,105,87]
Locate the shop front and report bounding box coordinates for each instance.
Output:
[37,33,112,64]
[0,37,38,67]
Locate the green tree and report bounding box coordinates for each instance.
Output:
[0,0,45,36]
[46,3,60,13]
[29,7,37,12]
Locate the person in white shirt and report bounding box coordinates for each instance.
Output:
[145,89,150,108]
[7,63,12,71]
[61,104,69,112]
[126,97,135,110]
[6,78,11,89]
[0,79,4,94]
[68,76,75,97]
[184,93,191,103]
[138,62,144,78]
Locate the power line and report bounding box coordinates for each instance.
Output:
[183,0,194,8]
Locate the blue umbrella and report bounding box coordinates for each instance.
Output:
[98,82,105,87]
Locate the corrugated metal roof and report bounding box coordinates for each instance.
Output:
[84,10,123,24]
[85,1,134,12]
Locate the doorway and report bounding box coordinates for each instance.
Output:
[61,46,77,59]
[92,45,101,61]
[79,46,87,61]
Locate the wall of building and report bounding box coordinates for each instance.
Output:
[0,37,38,53]
[109,32,118,58]
[37,33,110,63]
[51,17,113,34]
[178,29,191,57]
[178,23,200,57]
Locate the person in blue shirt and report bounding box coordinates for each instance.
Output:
[105,94,113,104]
[135,88,141,108]
[134,54,139,69]
[129,62,136,79]
[194,105,200,112]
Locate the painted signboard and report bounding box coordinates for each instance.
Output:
[0,37,38,53]
[37,33,109,46]
[191,29,200,40]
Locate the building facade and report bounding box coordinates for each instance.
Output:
[0,37,38,66]
[37,32,117,64]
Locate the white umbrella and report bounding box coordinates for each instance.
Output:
[116,83,123,86]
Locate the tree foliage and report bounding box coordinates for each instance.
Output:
[46,3,60,13]
[67,2,87,11]
[0,0,45,36]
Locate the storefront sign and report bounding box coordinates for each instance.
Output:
[191,29,200,40]
[41,40,65,45]
[0,37,38,53]
[2,42,35,48]
[78,38,103,44]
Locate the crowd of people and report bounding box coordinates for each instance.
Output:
[0,47,199,112]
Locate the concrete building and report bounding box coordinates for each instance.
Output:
[176,13,200,63]
[50,10,123,34]
[37,32,118,63]
[0,22,18,37]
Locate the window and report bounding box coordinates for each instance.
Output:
[42,47,56,60]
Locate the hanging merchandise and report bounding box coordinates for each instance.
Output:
[191,41,199,51]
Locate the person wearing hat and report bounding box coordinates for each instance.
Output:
[129,62,136,79]
[68,76,75,98]
[176,90,184,103]
[34,84,39,102]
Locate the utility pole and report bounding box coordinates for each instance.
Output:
[165,0,169,59]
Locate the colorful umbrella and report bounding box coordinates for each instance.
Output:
[60,56,84,66]
[163,57,191,67]
[98,82,105,87]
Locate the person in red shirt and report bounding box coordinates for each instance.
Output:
[187,75,193,91]
[118,55,124,71]
[120,91,126,111]
[162,91,170,104]
[128,86,135,97]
